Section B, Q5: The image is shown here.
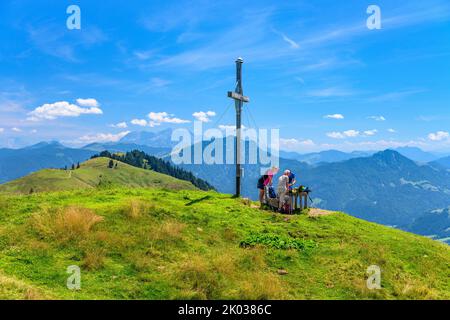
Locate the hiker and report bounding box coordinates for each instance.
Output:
[257,166,279,207]
[277,170,290,211]
[288,170,297,191]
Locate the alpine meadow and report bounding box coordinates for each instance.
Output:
[0,0,449,306]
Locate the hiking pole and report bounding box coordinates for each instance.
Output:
[307,194,315,208]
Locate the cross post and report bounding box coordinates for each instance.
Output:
[227,57,250,198]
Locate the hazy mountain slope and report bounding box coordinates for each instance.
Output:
[298,150,450,227]
[0,187,448,299]
[394,147,439,163]
[285,150,373,165]
[0,142,96,184]
[119,129,174,148]
[281,147,437,165]
[0,157,195,194]
[431,156,450,170]
[82,142,171,157]
[409,208,450,242]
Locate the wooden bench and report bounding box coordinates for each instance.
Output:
[290,190,309,211]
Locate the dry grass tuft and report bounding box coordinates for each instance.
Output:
[238,272,285,299]
[211,252,236,277]
[149,220,186,241]
[123,199,144,219]
[122,199,158,220]
[31,206,103,242]
[82,247,107,270]
[178,255,221,299]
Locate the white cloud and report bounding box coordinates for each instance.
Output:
[363,129,378,136]
[343,130,360,137]
[327,132,345,139]
[110,122,128,129]
[193,111,216,122]
[327,130,360,139]
[76,98,100,108]
[31,129,38,133]
[78,131,130,144]
[0,128,4,133]
[324,114,344,120]
[368,115,386,121]
[131,119,148,127]
[388,128,397,133]
[27,101,103,121]
[280,138,315,151]
[12,127,22,132]
[428,131,449,141]
[148,112,190,126]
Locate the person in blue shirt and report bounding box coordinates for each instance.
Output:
[287,170,296,191]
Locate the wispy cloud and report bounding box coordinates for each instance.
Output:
[78,131,130,144]
[428,131,449,141]
[367,89,426,103]
[131,119,148,127]
[306,87,357,98]
[327,130,360,139]
[280,138,315,151]
[110,122,128,129]
[324,114,344,120]
[364,129,378,136]
[368,116,386,122]
[26,23,107,62]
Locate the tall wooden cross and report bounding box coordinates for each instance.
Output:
[227,57,250,198]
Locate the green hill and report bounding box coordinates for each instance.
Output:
[0,185,448,299]
[0,157,195,194]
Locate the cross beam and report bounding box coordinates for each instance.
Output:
[227,57,250,198]
[227,91,250,103]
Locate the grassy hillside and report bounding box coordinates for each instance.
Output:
[0,187,448,300]
[0,157,195,194]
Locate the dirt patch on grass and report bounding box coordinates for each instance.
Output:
[308,208,334,217]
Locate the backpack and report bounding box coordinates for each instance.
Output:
[282,202,291,214]
[268,186,277,199]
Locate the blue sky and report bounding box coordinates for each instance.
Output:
[0,0,449,152]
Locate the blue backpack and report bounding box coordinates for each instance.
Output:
[268,186,277,199]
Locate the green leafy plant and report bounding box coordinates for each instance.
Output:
[240,233,317,251]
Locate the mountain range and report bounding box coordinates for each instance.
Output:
[0,141,95,184]
[0,130,449,243]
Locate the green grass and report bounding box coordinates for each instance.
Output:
[0,187,448,300]
[0,157,195,194]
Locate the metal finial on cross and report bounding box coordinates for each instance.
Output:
[227,57,250,198]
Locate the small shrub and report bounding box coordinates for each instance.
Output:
[240,233,316,251]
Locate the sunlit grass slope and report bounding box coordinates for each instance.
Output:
[0,157,195,194]
[0,187,448,300]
